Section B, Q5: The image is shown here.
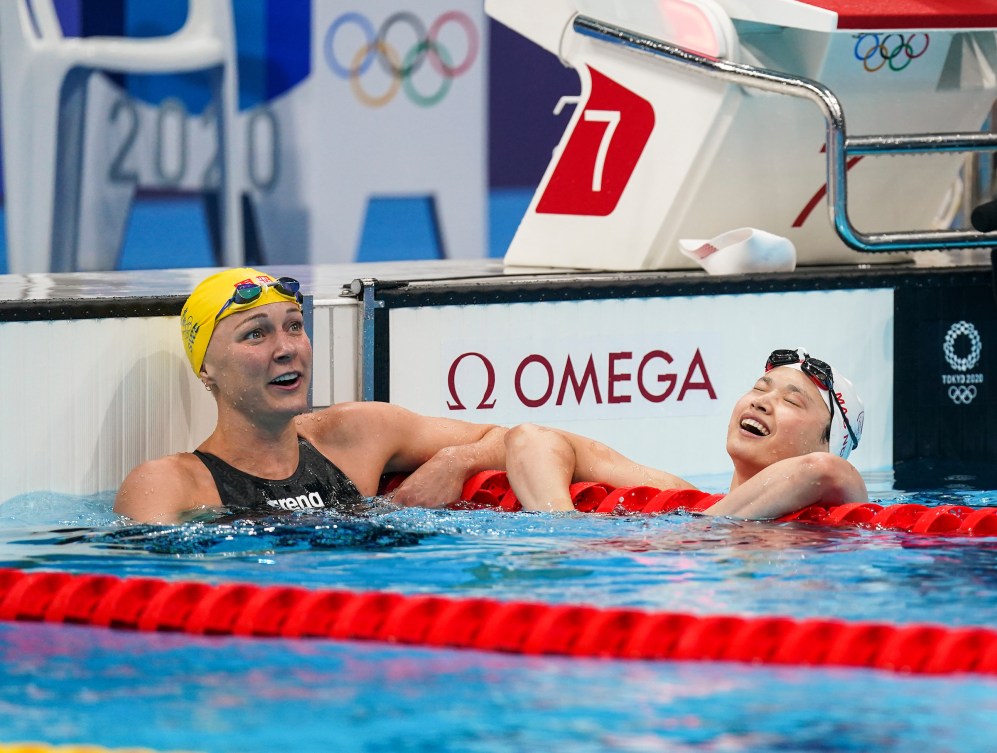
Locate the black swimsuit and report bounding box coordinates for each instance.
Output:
[194,438,366,516]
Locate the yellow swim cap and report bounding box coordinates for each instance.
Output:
[180,267,302,375]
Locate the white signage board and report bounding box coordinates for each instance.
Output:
[66,0,487,272]
[389,288,894,482]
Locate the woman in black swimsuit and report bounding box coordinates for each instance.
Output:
[114,268,505,523]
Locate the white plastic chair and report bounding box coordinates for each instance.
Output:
[0,0,242,273]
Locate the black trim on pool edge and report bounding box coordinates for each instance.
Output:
[0,296,186,321]
[362,265,994,309]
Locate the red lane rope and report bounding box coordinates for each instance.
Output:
[1,567,996,675]
[429,471,997,537]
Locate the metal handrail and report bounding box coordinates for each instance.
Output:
[573,14,997,252]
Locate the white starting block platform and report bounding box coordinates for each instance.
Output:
[488,0,997,270]
[2,258,996,502]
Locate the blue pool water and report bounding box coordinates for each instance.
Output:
[1,487,996,752]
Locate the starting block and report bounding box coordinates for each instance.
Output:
[487,0,997,270]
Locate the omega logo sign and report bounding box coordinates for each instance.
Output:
[445,347,718,417]
[941,321,983,405]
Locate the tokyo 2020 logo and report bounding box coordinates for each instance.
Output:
[944,321,982,372]
[942,321,984,405]
[323,11,479,107]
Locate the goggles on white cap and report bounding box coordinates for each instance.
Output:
[765,348,862,459]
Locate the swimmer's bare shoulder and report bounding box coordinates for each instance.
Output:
[295,402,433,494]
[113,453,221,524]
[295,401,407,450]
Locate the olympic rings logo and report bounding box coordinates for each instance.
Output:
[944,321,982,372]
[853,33,929,72]
[323,11,479,107]
[948,385,978,405]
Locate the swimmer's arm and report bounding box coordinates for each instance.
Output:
[306,402,506,508]
[385,406,507,508]
[113,457,203,524]
[701,452,868,520]
[506,424,695,512]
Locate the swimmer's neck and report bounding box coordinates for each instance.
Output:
[728,461,764,493]
[199,412,303,478]
[728,471,747,493]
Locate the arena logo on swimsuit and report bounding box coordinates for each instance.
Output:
[266,492,325,511]
[445,347,717,415]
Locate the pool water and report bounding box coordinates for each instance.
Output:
[1,487,996,752]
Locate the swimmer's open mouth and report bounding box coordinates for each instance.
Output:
[270,372,302,387]
[740,418,770,437]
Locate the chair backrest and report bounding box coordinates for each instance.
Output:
[185,0,221,32]
[9,0,226,47]
[24,0,64,42]
[0,0,63,54]
[174,0,234,44]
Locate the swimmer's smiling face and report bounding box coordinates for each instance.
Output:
[200,301,311,422]
[726,366,831,475]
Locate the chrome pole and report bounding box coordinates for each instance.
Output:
[573,14,997,252]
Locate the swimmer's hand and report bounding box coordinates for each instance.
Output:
[389,447,468,508]
[391,444,501,507]
[381,426,506,509]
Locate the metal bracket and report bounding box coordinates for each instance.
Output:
[349,278,384,401]
[573,14,997,253]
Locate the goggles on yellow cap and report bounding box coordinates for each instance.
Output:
[215,276,302,320]
[180,267,304,375]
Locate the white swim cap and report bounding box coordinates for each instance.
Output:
[680,228,796,275]
[765,348,864,459]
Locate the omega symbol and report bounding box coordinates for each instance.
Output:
[447,352,497,410]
